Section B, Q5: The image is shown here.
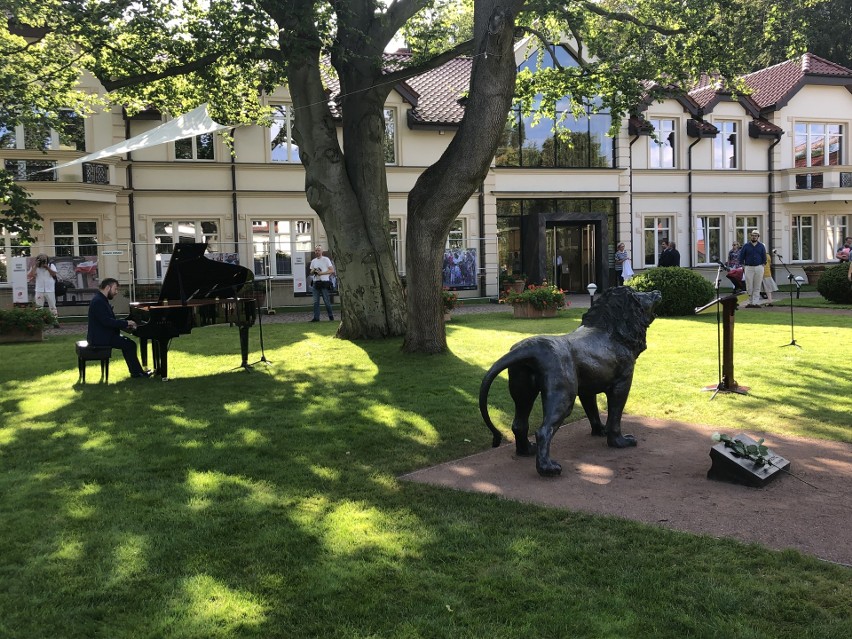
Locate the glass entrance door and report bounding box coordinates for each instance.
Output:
[547,223,596,293]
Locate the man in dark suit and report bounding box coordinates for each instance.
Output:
[658,240,681,267]
[88,278,150,379]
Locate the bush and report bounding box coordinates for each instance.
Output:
[816,263,852,303]
[628,267,715,316]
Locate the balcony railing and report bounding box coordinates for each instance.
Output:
[841,172,852,188]
[795,173,824,190]
[82,162,110,185]
[4,159,57,181]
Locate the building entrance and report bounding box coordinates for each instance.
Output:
[546,223,596,293]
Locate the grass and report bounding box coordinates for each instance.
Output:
[1,309,850,638]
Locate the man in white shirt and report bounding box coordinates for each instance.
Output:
[309,244,335,322]
[28,253,61,327]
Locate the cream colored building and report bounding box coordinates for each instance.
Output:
[2,49,851,312]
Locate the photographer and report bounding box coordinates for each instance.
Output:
[28,254,60,327]
[309,244,335,322]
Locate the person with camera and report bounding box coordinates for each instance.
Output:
[309,244,335,322]
[28,253,61,328]
[88,278,151,379]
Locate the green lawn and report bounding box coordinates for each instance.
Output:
[1,309,850,638]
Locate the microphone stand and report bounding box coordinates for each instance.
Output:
[774,252,802,349]
[710,263,725,400]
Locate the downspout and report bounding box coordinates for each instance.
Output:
[126,118,137,292]
[628,134,640,255]
[229,129,239,254]
[478,182,486,297]
[767,135,781,276]
[687,138,701,269]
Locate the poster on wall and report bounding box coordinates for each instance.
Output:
[442,248,477,290]
[15,255,101,306]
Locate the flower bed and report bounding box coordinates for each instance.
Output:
[504,284,566,312]
[0,306,54,342]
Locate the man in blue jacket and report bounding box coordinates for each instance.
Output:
[87,278,150,378]
[738,230,767,308]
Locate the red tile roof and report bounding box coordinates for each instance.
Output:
[741,53,852,110]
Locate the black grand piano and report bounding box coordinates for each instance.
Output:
[129,243,257,379]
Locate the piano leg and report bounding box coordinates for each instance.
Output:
[140,337,149,369]
[153,337,170,379]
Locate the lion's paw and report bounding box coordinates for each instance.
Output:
[607,434,637,448]
[536,460,562,477]
[515,439,537,456]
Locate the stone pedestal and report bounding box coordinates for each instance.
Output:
[707,433,790,488]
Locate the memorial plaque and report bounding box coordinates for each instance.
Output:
[707,433,790,488]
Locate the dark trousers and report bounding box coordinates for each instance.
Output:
[99,334,144,376]
[313,283,334,320]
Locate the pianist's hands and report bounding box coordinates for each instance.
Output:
[126,320,137,330]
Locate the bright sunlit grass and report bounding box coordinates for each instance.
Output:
[0,310,850,638]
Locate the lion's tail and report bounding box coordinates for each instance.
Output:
[479,349,533,448]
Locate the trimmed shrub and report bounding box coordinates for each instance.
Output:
[816,263,852,303]
[628,267,715,316]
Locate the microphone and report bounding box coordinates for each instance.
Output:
[716,260,730,272]
[773,249,782,259]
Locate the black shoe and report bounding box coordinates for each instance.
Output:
[329,316,335,321]
[310,318,319,322]
[132,371,153,378]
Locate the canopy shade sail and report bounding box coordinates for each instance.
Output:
[44,104,233,172]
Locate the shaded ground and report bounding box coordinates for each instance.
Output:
[402,415,852,566]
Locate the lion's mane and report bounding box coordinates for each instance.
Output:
[580,286,654,354]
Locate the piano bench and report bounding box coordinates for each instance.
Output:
[75,340,113,383]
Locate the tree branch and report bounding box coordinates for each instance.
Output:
[380,38,475,87]
[577,1,687,36]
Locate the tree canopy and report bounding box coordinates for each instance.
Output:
[0,0,816,351]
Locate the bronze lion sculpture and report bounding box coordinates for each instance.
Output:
[480,286,662,476]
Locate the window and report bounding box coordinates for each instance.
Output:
[175,134,214,160]
[251,219,313,277]
[713,121,737,169]
[53,221,98,257]
[384,108,396,165]
[270,105,300,163]
[495,46,614,169]
[153,220,218,278]
[734,216,760,246]
[389,219,403,274]
[695,216,722,265]
[792,215,814,261]
[446,219,465,249]
[0,229,28,282]
[795,123,842,167]
[826,215,848,260]
[643,216,672,266]
[0,110,83,151]
[649,119,676,168]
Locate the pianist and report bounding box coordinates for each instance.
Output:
[88,278,151,379]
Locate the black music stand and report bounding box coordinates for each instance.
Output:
[696,270,749,399]
[773,252,802,349]
[246,277,272,368]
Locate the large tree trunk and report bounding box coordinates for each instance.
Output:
[403,0,522,353]
[286,32,406,339]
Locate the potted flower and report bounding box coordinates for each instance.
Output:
[442,288,459,321]
[505,284,567,318]
[802,263,828,285]
[499,272,526,293]
[0,306,55,343]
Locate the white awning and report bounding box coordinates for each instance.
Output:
[46,104,232,172]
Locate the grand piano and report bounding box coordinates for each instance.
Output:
[129,243,257,379]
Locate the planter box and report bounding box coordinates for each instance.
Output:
[803,267,826,285]
[513,303,543,319]
[0,328,44,343]
[541,308,557,318]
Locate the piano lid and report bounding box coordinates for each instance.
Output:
[159,243,254,304]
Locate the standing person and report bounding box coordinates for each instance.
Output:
[657,240,670,267]
[309,244,335,322]
[88,278,150,379]
[614,243,629,285]
[761,253,779,306]
[738,230,767,308]
[28,253,60,327]
[659,240,680,267]
[727,241,741,268]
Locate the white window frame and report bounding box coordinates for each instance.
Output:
[270,104,300,163]
[250,218,313,277]
[175,133,215,161]
[53,220,99,257]
[0,228,28,282]
[446,218,465,250]
[649,119,676,168]
[153,220,220,278]
[713,120,738,169]
[826,215,848,261]
[643,216,673,267]
[384,108,397,165]
[792,215,814,262]
[734,216,761,246]
[0,109,84,151]
[389,218,404,275]
[794,122,843,167]
[695,215,723,266]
